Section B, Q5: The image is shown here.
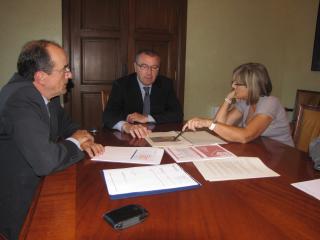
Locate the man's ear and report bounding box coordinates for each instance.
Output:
[34,71,47,85]
[133,62,138,73]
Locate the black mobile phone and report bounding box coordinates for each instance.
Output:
[103,204,148,230]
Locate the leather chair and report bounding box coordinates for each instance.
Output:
[293,104,320,152]
[101,90,109,111]
[288,89,320,136]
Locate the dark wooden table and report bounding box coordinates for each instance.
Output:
[20,124,320,240]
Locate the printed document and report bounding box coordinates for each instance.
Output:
[165,144,235,163]
[91,146,164,165]
[145,131,226,147]
[193,157,280,181]
[102,163,201,199]
[291,179,320,200]
[182,131,226,145]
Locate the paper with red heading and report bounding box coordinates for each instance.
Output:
[165,144,235,163]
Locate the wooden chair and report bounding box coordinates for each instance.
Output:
[293,104,320,152]
[289,89,320,136]
[101,90,109,111]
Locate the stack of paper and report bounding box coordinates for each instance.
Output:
[102,163,201,199]
[193,157,280,181]
[91,146,164,165]
[165,144,235,163]
[145,131,226,147]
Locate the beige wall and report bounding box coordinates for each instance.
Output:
[185,0,320,119]
[1,0,319,120]
[0,0,62,87]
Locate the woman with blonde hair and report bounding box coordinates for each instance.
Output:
[183,63,294,146]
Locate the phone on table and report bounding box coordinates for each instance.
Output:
[103,204,148,230]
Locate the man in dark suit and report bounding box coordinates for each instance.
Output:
[103,49,183,138]
[0,40,104,240]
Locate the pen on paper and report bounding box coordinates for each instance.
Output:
[130,149,138,159]
[173,131,184,141]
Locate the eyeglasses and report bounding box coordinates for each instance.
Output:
[52,65,71,74]
[231,81,246,87]
[136,63,160,72]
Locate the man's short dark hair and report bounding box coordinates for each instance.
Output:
[135,49,160,62]
[17,40,61,81]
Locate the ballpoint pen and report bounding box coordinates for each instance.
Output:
[130,149,138,159]
[173,130,184,141]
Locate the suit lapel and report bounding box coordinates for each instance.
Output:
[47,101,59,142]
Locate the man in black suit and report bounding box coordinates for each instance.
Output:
[0,40,104,240]
[103,49,183,138]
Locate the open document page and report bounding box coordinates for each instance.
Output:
[145,131,226,147]
[145,131,192,147]
[102,163,201,199]
[91,146,164,165]
[193,157,280,181]
[165,144,235,163]
[291,179,320,200]
[182,131,227,145]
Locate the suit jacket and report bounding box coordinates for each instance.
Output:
[103,73,183,128]
[0,73,84,239]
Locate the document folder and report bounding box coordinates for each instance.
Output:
[102,163,201,200]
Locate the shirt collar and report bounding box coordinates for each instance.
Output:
[42,96,50,105]
[136,76,152,93]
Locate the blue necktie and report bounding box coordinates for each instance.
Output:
[143,87,150,115]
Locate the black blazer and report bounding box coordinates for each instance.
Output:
[103,73,183,128]
[0,73,84,239]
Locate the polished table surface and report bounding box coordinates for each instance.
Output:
[20,124,320,240]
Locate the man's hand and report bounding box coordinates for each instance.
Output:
[126,112,148,124]
[81,140,104,158]
[71,130,94,144]
[122,122,151,138]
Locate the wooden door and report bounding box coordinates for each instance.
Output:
[127,0,187,103]
[63,0,187,129]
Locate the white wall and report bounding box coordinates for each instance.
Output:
[185,0,320,119]
[0,0,62,87]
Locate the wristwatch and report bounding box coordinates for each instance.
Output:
[208,122,216,131]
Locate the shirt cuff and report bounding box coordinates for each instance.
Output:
[66,137,81,150]
[113,121,126,132]
[148,115,156,123]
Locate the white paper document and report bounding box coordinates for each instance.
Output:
[182,131,227,145]
[102,163,201,199]
[91,146,164,165]
[145,131,192,147]
[291,179,320,200]
[145,131,226,147]
[165,144,235,163]
[193,157,280,181]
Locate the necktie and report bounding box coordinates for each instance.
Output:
[47,102,58,141]
[46,103,51,118]
[143,87,150,115]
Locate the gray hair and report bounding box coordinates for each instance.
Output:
[232,63,272,105]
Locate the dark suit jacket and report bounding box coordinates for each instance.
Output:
[103,73,183,128]
[0,73,84,239]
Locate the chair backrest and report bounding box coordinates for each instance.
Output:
[101,90,109,111]
[291,89,320,128]
[293,104,320,152]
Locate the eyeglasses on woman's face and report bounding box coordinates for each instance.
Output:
[231,80,246,87]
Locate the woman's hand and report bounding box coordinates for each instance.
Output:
[182,118,212,131]
[226,90,236,101]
